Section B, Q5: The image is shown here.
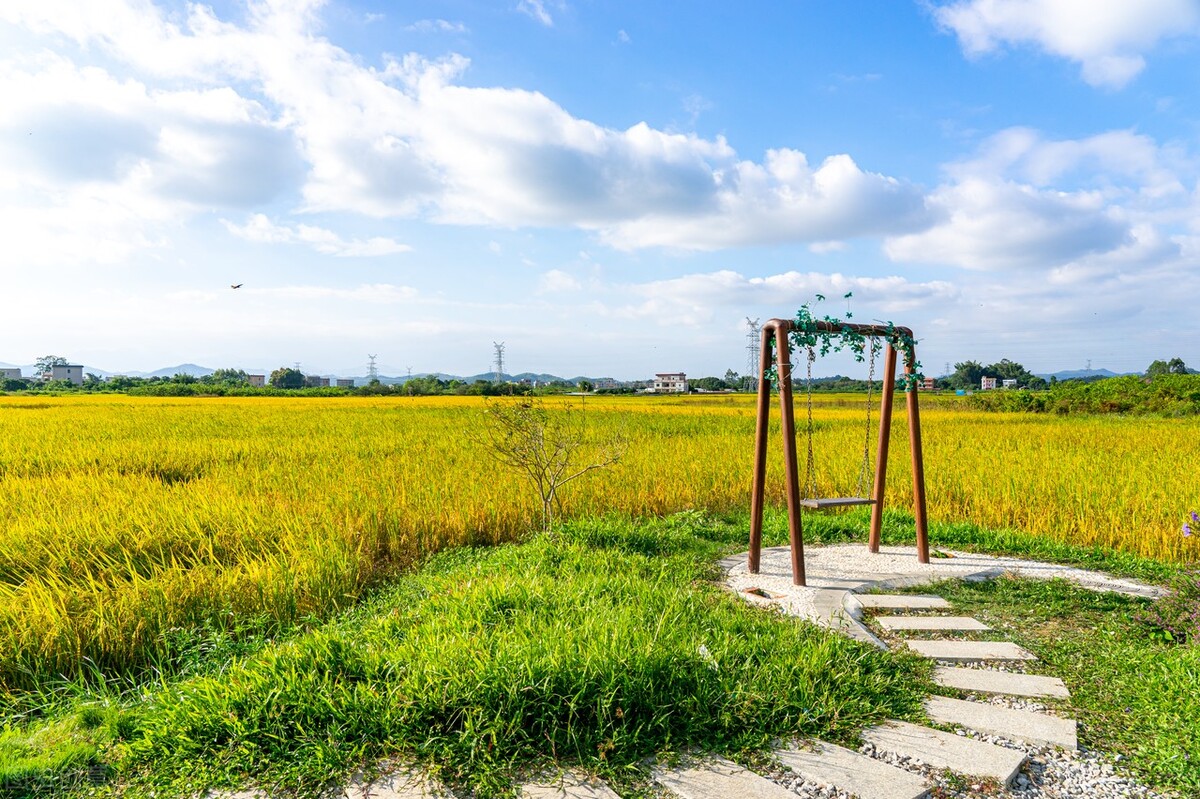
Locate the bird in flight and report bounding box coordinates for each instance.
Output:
[231,283,243,289]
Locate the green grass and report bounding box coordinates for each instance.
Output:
[1,512,928,798]
[2,507,1193,797]
[888,576,1200,796]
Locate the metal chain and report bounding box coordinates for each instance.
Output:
[803,345,818,500]
[855,338,878,497]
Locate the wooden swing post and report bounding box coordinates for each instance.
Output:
[747,318,930,586]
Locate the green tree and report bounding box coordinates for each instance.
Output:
[691,376,728,391]
[34,355,68,380]
[577,380,594,393]
[208,368,250,385]
[1146,358,1187,377]
[269,367,305,389]
[949,360,985,389]
[983,358,1037,387]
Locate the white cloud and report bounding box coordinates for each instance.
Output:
[885,177,1129,270]
[538,269,582,293]
[0,2,930,253]
[608,270,959,326]
[222,214,411,257]
[516,0,557,27]
[948,127,1188,197]
[885,127,1195,271]
[933,0,1200,88]
[617,29,631,44]
[405,19,467,34]
[256,283,419,303]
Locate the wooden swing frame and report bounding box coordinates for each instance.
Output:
[747,318,930,586]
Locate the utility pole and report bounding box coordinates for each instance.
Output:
[406,366,413,396]
[367,355,378,382]
[745,317,761,392]
[493,342,505,384]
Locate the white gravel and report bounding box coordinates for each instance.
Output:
[728,544,1165,599]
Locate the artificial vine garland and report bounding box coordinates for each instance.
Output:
[764,293,925,392]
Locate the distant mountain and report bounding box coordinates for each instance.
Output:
[141,364,216,379]
[1035,368,1138,381]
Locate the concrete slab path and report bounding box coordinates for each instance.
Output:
[876,615,990,631]
[653,757,796,799]
[775,741,930,799]
[521,772,622,798]
[905,639,1037,662]
[934,665,1071,699]
[853,594,951,610]
[925,695,1078,750]
[862,720,1027,786]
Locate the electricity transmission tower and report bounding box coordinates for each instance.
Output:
[493,342,505,384]
[367,355,378,381]
[745,317,761,392]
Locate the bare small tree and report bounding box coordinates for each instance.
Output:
[477,398,626,531]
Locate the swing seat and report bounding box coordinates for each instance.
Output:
[800,497,876,510]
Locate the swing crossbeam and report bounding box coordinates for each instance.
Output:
[799,497,875,510]
[747,318,930,586]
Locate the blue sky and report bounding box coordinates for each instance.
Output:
[2,0,1198,379]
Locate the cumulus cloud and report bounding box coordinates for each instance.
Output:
[222,214,411,257]
[884,127,1193,271]
[885,178,1130,270]
[932,0,1200,88]
[0,0,930,256]
[608,270,959,326]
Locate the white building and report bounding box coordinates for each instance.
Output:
[652,372,688,393]
[1002,378,1019,389]
[50,364,84,385]
[980,376,998,391]
[336,378,355,388]
[0,368,21,380]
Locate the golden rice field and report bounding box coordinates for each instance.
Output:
[0,393,1196,690]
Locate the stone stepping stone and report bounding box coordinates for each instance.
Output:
[521,772,621,798]
[905,640,1036,663]
[341,767,445,798]
[926,695,1078,750]
[775,741,929,799]
[853,594,951,610]
[877,616,989,631]
[654,756,795,799]
[934,666,1071,699]
[862,720,1027,786]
